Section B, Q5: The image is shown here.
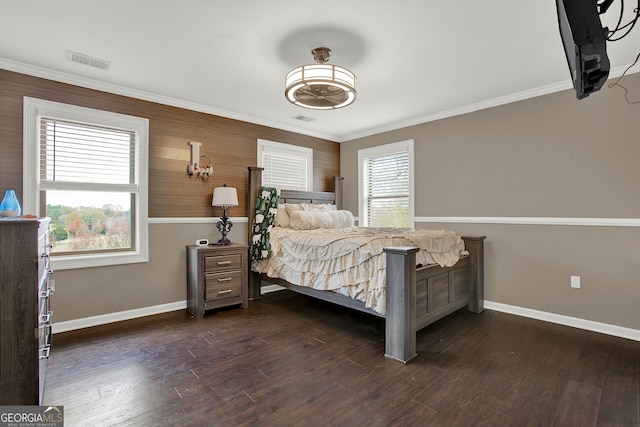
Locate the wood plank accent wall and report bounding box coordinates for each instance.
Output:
[0,69,340,218]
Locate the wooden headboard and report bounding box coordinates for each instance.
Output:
[278,189,339,207]
[248,167,342,208]
[247,166,343,299]
[247,165,343,235]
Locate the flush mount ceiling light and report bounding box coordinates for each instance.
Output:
[285,47,357,110]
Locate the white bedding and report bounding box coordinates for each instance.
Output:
[252,227,467,315]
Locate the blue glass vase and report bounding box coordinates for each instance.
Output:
[0,189,21,217]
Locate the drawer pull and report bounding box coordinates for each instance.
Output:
[217,260,232,266]
[41,313,52,326]
[217,277,232,282]
[39,346,50,360]
[218,289,233,295]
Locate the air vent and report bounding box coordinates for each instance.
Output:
[292,115,316,122]
[66,50,111,71]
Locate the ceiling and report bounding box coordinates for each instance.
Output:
[1,1,639,142]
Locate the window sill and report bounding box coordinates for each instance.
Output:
[51,251,149,270]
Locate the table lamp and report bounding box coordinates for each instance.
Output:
[211,184,238,245]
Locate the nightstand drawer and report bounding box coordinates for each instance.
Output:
[205,270,242,301]
[204,253,242,272]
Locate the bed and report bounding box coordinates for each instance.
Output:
[247,166,485,363]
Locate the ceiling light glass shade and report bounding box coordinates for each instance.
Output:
[285,63,357,110]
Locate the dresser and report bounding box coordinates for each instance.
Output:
[0,217,53,405]
[186,243,249,318]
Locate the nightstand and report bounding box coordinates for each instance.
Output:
[186,243,249,318]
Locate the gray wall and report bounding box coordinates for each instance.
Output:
[52,222,248,323]
[340,72,640,331]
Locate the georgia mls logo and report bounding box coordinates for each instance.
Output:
[0,405,64,427]
[43,406,63,421]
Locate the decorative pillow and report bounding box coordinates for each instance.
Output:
[289,210,355,230]
[284,203,333,217]
[283,203,303,218]
[273,205,290,228]
[303,203,335,211]
[310,203,337,211]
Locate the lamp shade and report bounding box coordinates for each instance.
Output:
[212,185,238,207]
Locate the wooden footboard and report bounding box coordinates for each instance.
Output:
[246,165,485,363]
[383,236,485,363]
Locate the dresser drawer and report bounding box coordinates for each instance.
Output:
[205,270,242,302]
[37,229,50,286]
[204,253,242,272]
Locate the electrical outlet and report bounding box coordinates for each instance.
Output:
[571,275,581,289]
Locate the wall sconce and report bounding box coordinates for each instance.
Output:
[212,184,239,245]
[187,141,214,180]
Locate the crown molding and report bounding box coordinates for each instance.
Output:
[4,57,637,144]
[338,62,640,142]
[0,57,336,141]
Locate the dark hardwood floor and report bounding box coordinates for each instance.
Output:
[44,291,640,426]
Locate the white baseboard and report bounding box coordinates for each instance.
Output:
[414,216,640,227]
[485,300,640,341]
[52,300,187,334]
[52,296,639,343]
[52,287,285,334]
[261,284,285,294]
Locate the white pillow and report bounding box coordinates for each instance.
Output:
[304,203,336,211]
[289,210,355,230]
[285,202,330,212]
[278,203,336,228]
[283,203,304,217]
[274,205,290,228]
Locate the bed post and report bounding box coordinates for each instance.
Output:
[333,176,344,209]
[461,236,486,313]
[383,246,419,364]
[248,166,264,300]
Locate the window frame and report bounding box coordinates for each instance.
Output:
[23,97,149,270]
[257,139,313,191]
[358,139,415,228]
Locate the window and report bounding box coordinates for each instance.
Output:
[358,140,414,228]
[257,139,312,191]
[23,97,149,270]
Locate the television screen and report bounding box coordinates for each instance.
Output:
[556,0,610,99]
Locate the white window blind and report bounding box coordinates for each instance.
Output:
[258,139,312,191]
[358,140,414,228]
[23,97,149,270]
[40,118,137,191]
[262,150,308,191]
[365,152,410,227]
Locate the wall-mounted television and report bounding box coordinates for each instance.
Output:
[556,0,610,99]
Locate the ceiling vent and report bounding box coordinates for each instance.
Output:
[292,115,316,122]
[66,50,111,71]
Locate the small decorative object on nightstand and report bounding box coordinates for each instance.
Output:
[186,243,249,318]
[211,184,238,245]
